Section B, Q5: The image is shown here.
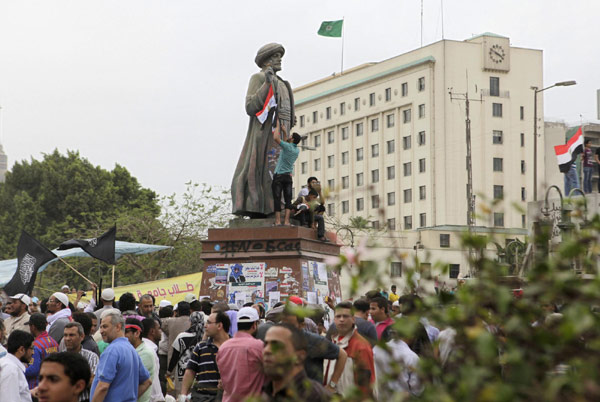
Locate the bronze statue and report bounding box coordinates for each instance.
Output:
[231,43,296,218]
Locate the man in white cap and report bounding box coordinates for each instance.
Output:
[216,306,265,401]
[5,293,31,335]
[61,285,71,294]
[46,292,72,344]
[159,300,172,309]
[89,288,116,321]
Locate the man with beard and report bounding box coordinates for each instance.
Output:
[46,292,72,344]
[0,329,35,401]
[5,293,31,335]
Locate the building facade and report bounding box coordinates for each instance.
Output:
[291,34,540,292]
[0,143,7,183]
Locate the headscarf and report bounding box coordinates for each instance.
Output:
[189,311,205,342]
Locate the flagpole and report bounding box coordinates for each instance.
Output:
[111,265,115,288]
[57,256,96,286]
[341,17,345,74]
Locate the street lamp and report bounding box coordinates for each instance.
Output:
[532,80,577,201]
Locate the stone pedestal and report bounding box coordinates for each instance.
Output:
[199,225,342,306]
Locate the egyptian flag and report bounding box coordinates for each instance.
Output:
[256,84,277,125]
[58,226,116,264]
[554,126,584,173]
[3,231,57,296]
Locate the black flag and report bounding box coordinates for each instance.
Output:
[58,226,116,264]
[3,231,57,296]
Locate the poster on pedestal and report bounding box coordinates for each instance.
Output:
[310,260,329,308]
[227,262,266,304]
[268,291,280,308]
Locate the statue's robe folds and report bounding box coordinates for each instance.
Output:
[231,71,295,218]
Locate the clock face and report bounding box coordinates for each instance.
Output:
[489,44,505,64]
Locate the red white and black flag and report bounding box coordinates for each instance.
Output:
[3,231,57,296]
[255,84,277,125]
[58,226,116,264]
[554,126,584,173]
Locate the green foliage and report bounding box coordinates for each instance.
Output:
[327,203,600,401]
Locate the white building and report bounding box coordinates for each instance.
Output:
[0,143,7,183]
[292,33,540,294]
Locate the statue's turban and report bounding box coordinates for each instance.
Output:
[255,43,285,67]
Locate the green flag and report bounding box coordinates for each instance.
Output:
[318,20,343,38]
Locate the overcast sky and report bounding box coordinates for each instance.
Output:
[0,0,598,197]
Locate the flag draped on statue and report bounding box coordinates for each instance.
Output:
[58,226,116,264]
[554,126,584,173]
[256,84,277,124]
[318,20,343,37]
[3,231,57,295]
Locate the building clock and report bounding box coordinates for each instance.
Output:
[483,37,510,72]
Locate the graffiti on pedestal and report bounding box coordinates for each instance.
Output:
[215,240,301,256]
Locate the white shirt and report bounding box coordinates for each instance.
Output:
[143,338,165,402]
[373,339,423,398]
[0,353,32,401]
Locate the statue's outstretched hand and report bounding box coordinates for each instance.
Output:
[264,66,275,83]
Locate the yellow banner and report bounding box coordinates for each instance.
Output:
[69,272,203,306]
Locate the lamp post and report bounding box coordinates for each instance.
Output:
[531,80,576,201]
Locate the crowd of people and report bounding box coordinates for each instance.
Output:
[0,282,464,402]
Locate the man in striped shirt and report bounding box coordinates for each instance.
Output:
[25,313,59,389]
[179,312,230,401]
[63,322,99,401]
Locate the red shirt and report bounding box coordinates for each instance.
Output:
[216,331,265,402]
[371,317,394,340]
[341,331,375,385]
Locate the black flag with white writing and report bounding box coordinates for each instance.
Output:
[3,231,57,296]
[58,226,116,264]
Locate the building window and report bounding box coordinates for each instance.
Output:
[418,104,425,118]
[340,102,346,116]
[356,198,364,211]
[328,179,335,189]
[419,158,426,173]
[369,93,375,106]
[418,131,426,145]
[387,140,395,154]
[327,155,334,168]
[371,169,379,183]
[326,107,331,120]
[342,176,349,189]
[314,158,321,171]
[356,122,364,136]
[354,97,360,111]
[494,212,504,227]
[342,200,349,214]
[387,165,396,180]
[301,137,307,147]
[356,172,364,186]
[521,187,526,201]
[391,261,402,277]
[371,144,379,157]
[493,185,504,199]
[387,192,396,206]
[342,126,349,140]
[356,148,364,161]
[520,106,524,120]
[314,135,321,148]
[490,77,499,96]
[371,195,380,208]
[449,264,460,278]
[493,158,503,172]
[327,203,335,216]
[419,185,426,200]
[403,162,411,177]
[403,135,412,150]
[301,162,307,174]
[327,131,334,144]
[403,109,411,123]
[386,114,395,128]
[419,213,426,227]
[371,221,380,229]
[342,152,349,165]
[313,111,318,124]
[300,115,305,127]
[371,118,379,132]
[418,77,425,91]
[385,87,392,102]
[401,82,408,96]
[404,216,412,230]
[492,103,503,117]
[521,160,526,174]
[520,133,525,147]
[440,234,450,248]
[522,214,526,228]
[404,189,412,203]
[493,130,503,144]
[387,218,396,230]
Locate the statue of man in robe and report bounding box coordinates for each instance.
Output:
[231,43,296,218]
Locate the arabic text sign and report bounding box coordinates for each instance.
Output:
[114,272,203,305]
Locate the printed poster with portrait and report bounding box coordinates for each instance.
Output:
[227,262,266,304]
[309,260,329,307]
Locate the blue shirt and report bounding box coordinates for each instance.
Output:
[91,337,150,402]
[274,141,299,174]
